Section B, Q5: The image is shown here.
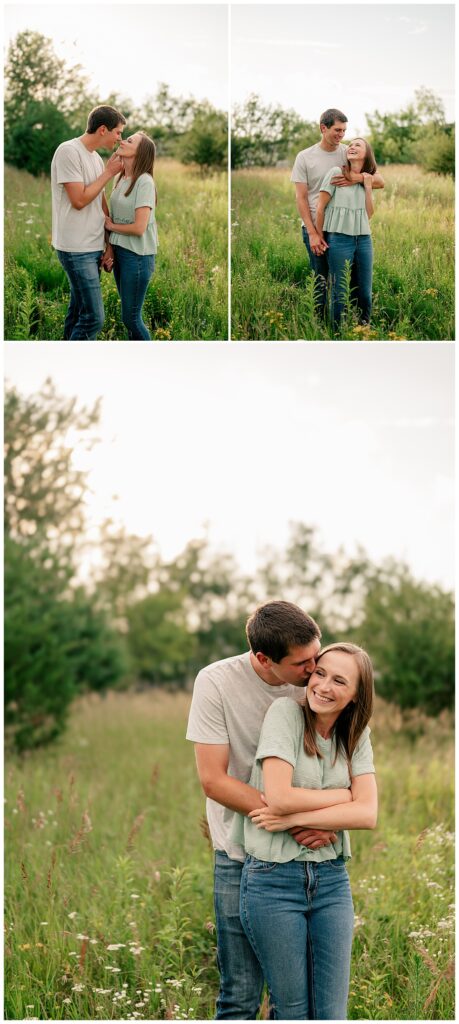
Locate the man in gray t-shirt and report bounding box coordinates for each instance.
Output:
[51,104,126,339]
[186,600,336,1020]
[291,106,384,319]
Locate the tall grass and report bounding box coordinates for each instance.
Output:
[4,161,228,341]
[231,164,455,340]
[4,690,454,1020]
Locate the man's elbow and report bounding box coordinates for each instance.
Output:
[71,198,86,211]
[199,775,224,801]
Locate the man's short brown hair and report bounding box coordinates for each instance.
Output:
[86,105,127,134]
[246,601,321,663]
[320,108,348,129]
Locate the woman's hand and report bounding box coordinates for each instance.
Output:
[104,215,116,232]
[249,806,295,831]
[101,244,114,273]
[362,172,373,190]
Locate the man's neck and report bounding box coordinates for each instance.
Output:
[319,138,340,153]
[250,651,284,687]
[79,133,100,153]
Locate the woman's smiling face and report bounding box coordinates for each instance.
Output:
[346,138,367,160]
[306,649,359,719]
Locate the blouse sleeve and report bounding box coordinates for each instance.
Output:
[255,698,304,769]
[319,166,341,196]
[350,725,375,777]
[135,174,155,209]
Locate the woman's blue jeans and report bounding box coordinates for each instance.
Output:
[112,246,155,340]
[240,855,354,1020]
[326,232,373,331]
[56,249,104,339]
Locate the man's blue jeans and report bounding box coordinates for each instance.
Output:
[327,232,373,331]
[56,250,104,339]
[214,851,265,1019]
[240,855,354,1020]
[113,246,155,340]
[301,226,328,318]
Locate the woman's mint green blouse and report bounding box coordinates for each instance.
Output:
[321,166,371,236]
[109,173,158,255]
[232,697,375,863]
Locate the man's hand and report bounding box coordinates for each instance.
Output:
[332,167,362,188]
[105,153,123,178]
[101,243,114,273]
[308,229,328,256]
[290,827,338,849]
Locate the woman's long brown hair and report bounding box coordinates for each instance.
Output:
[114,132,156,199]
[302,642,375,766]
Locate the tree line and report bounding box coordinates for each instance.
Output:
[4,380,454,751]
[232,88,455,174]
[4,31,227,175]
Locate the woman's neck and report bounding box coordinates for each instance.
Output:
[348,158,364,174]
[122,156,135,177]
[315,711,340,739]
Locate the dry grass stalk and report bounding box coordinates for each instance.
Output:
[47,850,57,891]
[199,815,212,848]
[78,937,88,974]
[260,993,271,1019]
[415,827,430,850]
[126,812,145,850]
[420,953,455,1012]
[20,861,29,885]
[16,788,26,812]
[151,764,160,786]
[68,809,93,854]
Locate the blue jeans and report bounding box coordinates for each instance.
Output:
[214,851,265,1019]
[56,250,104,339]
[301,226,328,318]
[113,245,155,340]
[240,855,354,1020]
[327,232,373,331]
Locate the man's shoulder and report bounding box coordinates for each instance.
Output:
[295,142,321,162]
[197,651,250,682]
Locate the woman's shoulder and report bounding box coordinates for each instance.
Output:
[136,172,154,184]
[265,696,304,722]
[353,724,372,751]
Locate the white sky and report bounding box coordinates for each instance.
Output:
[231,4,455,135]
[4,4,229,111]
[4,342,454,592]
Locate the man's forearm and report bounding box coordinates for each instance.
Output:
[72,170,112,210]
[297,198,316,234]
[202,774,264,816]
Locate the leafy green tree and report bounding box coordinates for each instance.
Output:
[4,31,94,173]
[5,538,127,751]
[4,378,100,559]
[92,519,159,628]
[232,94,316,167]
[126,590,197,685]
[179,107,227,171]
[357,563,454,713]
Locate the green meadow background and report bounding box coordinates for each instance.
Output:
[5,690,454,1021]
[231,164,454,341]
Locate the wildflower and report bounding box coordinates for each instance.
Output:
[72,983,85,992]
[40,922,48,926]
[205,921,215,932]
[130,893,140,899]
[25,219,34,224]
[107,943,126,950]
[68,911,78,919]
[76,933,89,941]
[422,288,438,297]
[211,265,220,273]
[62,998,72,1004]
[154,871,161,882]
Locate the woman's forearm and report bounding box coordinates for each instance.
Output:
[282,801,377,830]
[365,189,374,219]
[110,222,143,237]
[265,786,352,815]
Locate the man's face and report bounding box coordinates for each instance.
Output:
[101,123,125,150]
[320,120,347,148]
[263,638,321,687]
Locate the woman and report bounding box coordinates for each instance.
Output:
[103,131,157,340]
[315,139,377,332]
[233,642,377,1020]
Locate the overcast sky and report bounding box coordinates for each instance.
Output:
[231,4,455,135]
[4,3,229,110]
[4,342,454,592]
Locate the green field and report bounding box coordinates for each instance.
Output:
[231,164,455,340]
[4,161,228,341]
[4,690,454,1021]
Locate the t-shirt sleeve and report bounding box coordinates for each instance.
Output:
[350,725,375,777]
[55,145,85,184]
[319,166,340,196]
[185,669,229,744]
[135,175,155,209]
[290,152,308,184]
[255,698,303,768]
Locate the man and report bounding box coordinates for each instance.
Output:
[51,105,126,339]
[291,107,384,317]
[186,600,337,1020]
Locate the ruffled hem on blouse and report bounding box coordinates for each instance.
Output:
[324,206,371,236]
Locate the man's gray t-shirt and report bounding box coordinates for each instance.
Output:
[51,138,105,252]
[291,142,348,225]
[186,652,304,862]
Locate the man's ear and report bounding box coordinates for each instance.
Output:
[255,651,270,670]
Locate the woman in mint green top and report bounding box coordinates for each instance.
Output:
[316,138,377,334]
[104,132,157,339]
[237,642,378,1020]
